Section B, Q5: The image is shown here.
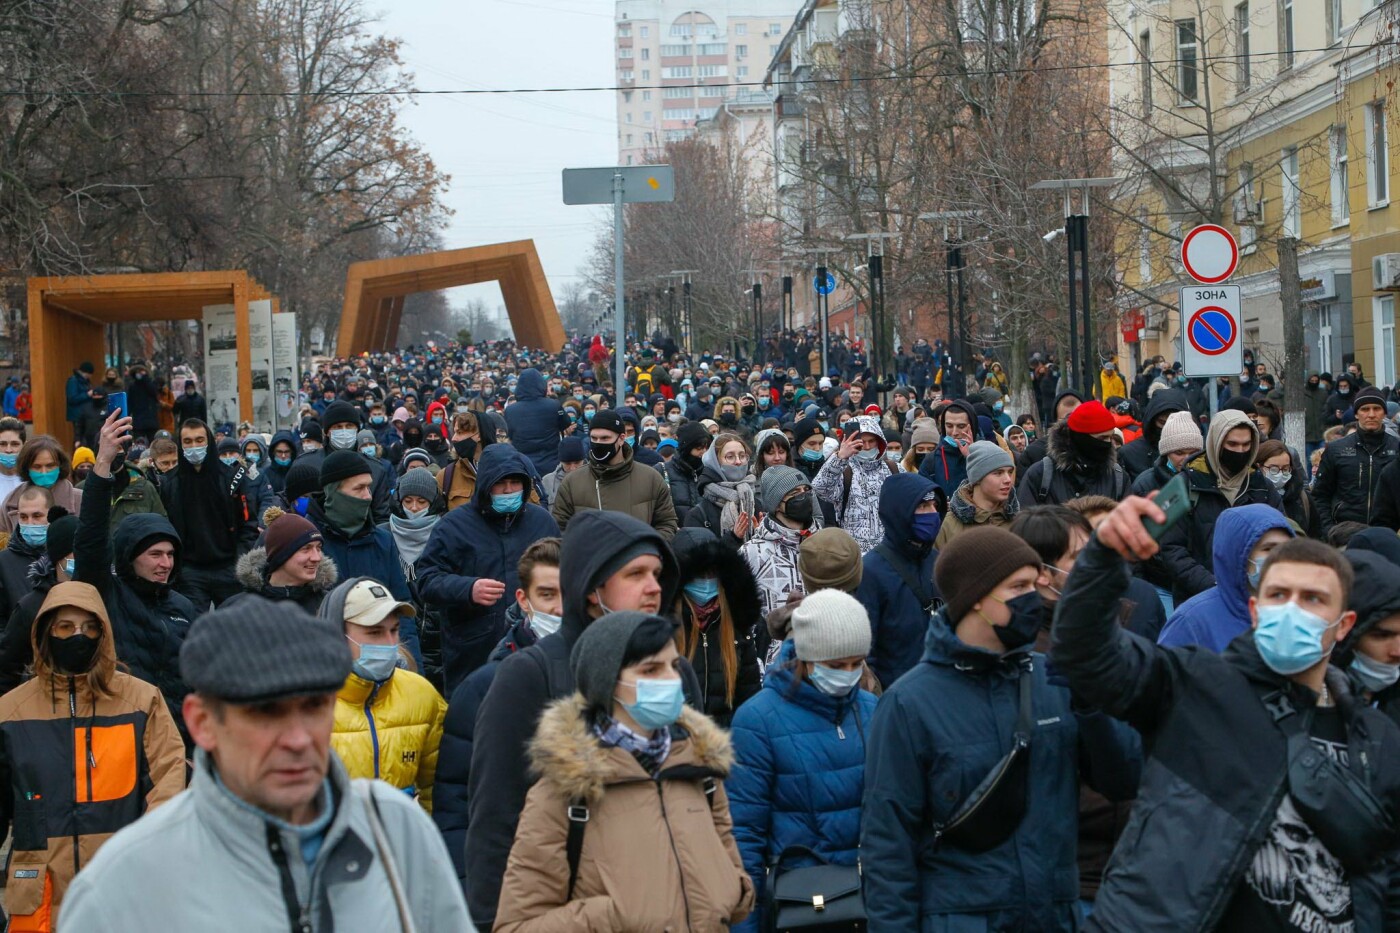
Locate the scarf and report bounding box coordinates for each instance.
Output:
[594,712,672,776]
[1204,410,1258,505]
[701,473,756,540]
[689,597,722,632]
[388,511,439,565]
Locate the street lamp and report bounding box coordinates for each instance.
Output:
[919,212,978,401]
[845,232,900,393]
[1029,176,1123,395]
[670,270,698,354]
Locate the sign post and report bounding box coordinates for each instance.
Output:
[1179,224,1242,418]
[564,166,675,396]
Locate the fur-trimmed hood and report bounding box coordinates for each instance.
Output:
[528,693,734,805]
[670,526,762,623]
[1046,419,1119,473]
[235,546,339,593]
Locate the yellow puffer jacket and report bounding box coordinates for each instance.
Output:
[331,668,447,813]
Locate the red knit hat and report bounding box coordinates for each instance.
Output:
[1066,400,1116,434]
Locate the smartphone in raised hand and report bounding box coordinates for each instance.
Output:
[1143,471,1191,542]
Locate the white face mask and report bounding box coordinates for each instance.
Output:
[1351,652,1400,693]
[527,600,562,639]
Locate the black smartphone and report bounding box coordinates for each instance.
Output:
[104,391,127,418]
[841,420,860,437]
[1143,471,1191,541]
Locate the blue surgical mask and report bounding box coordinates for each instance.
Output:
[854,447,880,463]
[491,491,524,514]
[800,447,824,463]
[1247,556,1266,592]
[360,445,378,458]
[350,639,400,683]
[527,602,562,639]
[0,452,16,470]
[911,511,941,543]
[371,415,387,425]
[330,428,357,450]
[809,663,863,697]
[819,421,830,432]
[684,578,719,604]
[1351,652,1400,693]
[942,436,961,449]
[245,451,261,464]
[219,455,239,467]
[618,677,685,730]
[18,523,47,547]
[584,410,596,422]
[1253,602,1341,675]
[184,446,207,466]
[274,455,293,467]
[624,436,635,447]
[994,401,1004,412]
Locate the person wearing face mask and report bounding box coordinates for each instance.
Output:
[814,414,896,553]
[1117,389,1190,481]
[1154,410,1283,605]
[550,409,679,539]
[503,368,570,477]
[1256,438,1318,537]
[727,589,877,933]
[0,436,83,535]
[1096,357,1127,403]
[664,422,710,518]
[1157,503,1294,653]
[1059,503,1400,932]
[863,525,1141,931]
[902,419,939,474]
[322,578,446,814]
[1336,550,1400,729]
[857,473,944,687]
[438,410,485,511]
[230,510,337,615]
[495,610,753,932]
[918,400,976,497]
[262,430,299,494]
[0,508,79,695]
[1324,372,1356,427]
[684,433,760,547]
[0,417,25,505]
[1018,400,1132,507]
[741,466,823,619]
[417,445,560,693]
[0,581,184,928]
[671,528,763,727]
[304,401,394,524]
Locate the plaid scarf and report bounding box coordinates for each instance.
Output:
[594,712,672,776]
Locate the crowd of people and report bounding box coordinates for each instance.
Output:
[0,330,1398,930]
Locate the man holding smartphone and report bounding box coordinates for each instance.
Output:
[919,399,977,498]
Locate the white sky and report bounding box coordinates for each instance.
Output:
[377,0,618,327]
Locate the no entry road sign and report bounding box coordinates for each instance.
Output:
[1180,284,1242,376]
[1180,224,1239,284]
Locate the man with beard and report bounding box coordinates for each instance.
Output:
[1314,386,1399,534]
[1017,400,1131,506]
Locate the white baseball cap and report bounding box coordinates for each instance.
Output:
[342,580,416,628]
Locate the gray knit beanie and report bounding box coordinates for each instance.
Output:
[964,440,1013,486]
[570,611,675,711]
[910,419,940,448]
[759,465,807,513]
[791,589,871,662]
[395,467,440,505]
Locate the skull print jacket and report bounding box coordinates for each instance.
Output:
[1052,537,1400,933]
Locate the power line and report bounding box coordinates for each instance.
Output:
[0,42,1386,99]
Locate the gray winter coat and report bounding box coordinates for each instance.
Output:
[58,749,474,933]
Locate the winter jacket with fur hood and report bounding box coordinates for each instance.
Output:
[812,414,892,552]
[229,521,339,616]
[0,582,184,926]
[495,696,754,932]
[1016,420,1131,507]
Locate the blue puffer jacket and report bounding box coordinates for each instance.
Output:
[502,368,568,475]
[415,444,560,693]
[857,473,941,689]
[1157,503,1293,652]
[861,610,1141,931]
[728,642,876,933]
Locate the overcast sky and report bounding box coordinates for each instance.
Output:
[377,0,618,327]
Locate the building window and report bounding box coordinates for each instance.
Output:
[1377,295,1397,387]
[639,25,649,38]
[1238,162,1258,251]
[663,66,692,78]
[661,43,688,56]
[698,42,726,55]
[1327,0,1343,44]
[618,25,631,37]
[770,44,779,57]
[736,65,749,77]
[1279,0,1294,70]
[642,90,651,101]
[625,112,633,124]
[1367,100,1390,207]
[664,108,696,121]
[641,48,650,60]
[670,22,691,37]
[1318,305,1334,370]
[1235,4,1250,90]
[625,133,633,145]
[1139,30,1152,116]
[1137,208,1151,283]
[643,111,652,121]
[623,90,632,103]
[619,47,633,59]
[697,64,726,77]
[663,86,693,99]
[645,132,654,143]
[1331,124,1350,225]
[1282,147,1300,237]
[620,69,633,80]
[735,22,747,35]
[1176,20,1198,103]
[641,69,650,79]
[770,22,782,35]
[735,44,748,57]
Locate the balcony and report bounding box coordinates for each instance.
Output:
[775,92,805,120]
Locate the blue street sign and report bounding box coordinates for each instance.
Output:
[814,271,836,295]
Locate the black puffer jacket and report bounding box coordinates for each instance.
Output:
[0,555,54,694]
[1117,389,1189,480]
[1054,539,1400,932]
[670,527,762,727]
[75,471,196,740]
[1312,427,1400,533]
[664,454,703,517]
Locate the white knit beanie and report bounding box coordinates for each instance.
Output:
[791,589,872,662]
[1157,410,1203,456]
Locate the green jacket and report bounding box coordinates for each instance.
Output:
[108,470,167,536]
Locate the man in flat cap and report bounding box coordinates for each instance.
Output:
[58,597,474,932]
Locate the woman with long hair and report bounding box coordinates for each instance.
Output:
[684,432,759,547]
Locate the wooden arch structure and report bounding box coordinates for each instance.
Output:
[337,240,564,355]
[28,271,269,446]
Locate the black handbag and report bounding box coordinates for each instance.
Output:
[932,660,1034,853]
[766,845,866,933]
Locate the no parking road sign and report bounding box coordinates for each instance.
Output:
[1180,285,1242,377]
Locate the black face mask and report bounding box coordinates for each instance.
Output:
[1069,431,1114,465]
[742,404,756,415]
[719,412,737,425]
[991,592,1043,651]
[1218,447,1253,475]
[49,632,100,674]
[782,492,814,525]
[913,452,927,470]
[681,450,704,472]
[453,438,477,462]
[590,440,618,463]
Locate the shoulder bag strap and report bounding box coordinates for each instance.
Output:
[1015,659,1035,738]
[356,783,418,933]
[873,542,932,610]
[566,797,589,900]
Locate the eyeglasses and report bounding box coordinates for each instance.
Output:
[51,619,103,638]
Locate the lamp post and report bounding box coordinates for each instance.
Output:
[845,232,900,393]
[742,268,765,364]
[919,212,978,401]
[670,270,698,354]
[1029,177,1123,395]
[797,248,839,379]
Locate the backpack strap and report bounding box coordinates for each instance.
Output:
[566,798,589,899]
[1038,456,1054,504]
[874,542,935,611]
[840,465,854,525]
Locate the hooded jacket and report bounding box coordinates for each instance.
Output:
[728,642,876,933]
[1312,423,1400,532]
[57,748,474,933]
[1118,389,1188,480]
[262,429,300,494]
[416,445,560,693]
[1340,552,1400,727]
[671,528,763,726]
[462,511,686,925]
[231,545,339,615]
[0,554,57,695]
[0,524,44,623]
[857,472,943,688]
[550,441,679,539]
[1017,420,1131,506]
[862,609,1141,930]
[503,369,568,475]
[1052,538,1400,933]
[74,471,197,737]
[741,511,820,619]
[0,582,184,924]
[934,481,1020,549]
[813,414,891,552]
[156,420,259,567]
[1157,504,1294,652]
[1156,415,1284,603]
[494,696,753,933]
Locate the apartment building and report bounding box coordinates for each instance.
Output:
[614,0,801,167]
[1112,0,1396,382]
